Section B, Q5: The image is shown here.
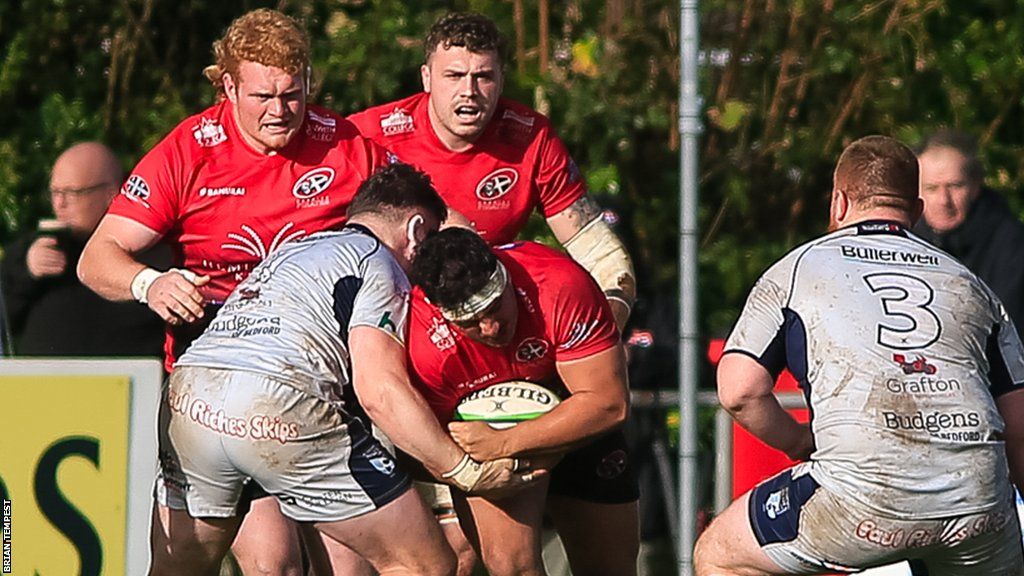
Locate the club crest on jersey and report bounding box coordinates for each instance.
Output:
[380,108,415,136]
[293,167,335,208]
[515,337,550,363]
[476,168,518,207]
[305,110,337,142]
[121,175,151,207]
[192,117,227,147]
[429,317,456,351]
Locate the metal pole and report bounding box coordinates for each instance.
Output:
[677,0,702,574]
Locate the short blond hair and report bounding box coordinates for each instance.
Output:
[204,9,309,97]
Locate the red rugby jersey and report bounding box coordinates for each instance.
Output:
[107,100,389,369]
[347,93,586,244]
[407,241,619,422]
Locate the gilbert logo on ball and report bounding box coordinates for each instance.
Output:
[454,380,560,429]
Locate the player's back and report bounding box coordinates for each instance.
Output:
[177,225,409,402]
[727,220,1024,519]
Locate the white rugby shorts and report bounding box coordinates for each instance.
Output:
[749,463,1024,575]
[155,366,410,522]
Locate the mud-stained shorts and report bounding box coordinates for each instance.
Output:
[749,463,1024,575]
[155,366,410,522]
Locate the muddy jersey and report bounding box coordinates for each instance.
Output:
[176,225,408,405]
[348,93,586,244]
[107,100,390,369]
[726,220,1024,519]
[407,241,619,421]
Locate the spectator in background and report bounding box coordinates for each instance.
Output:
[1,142,165,356]
[915,128,1024,333]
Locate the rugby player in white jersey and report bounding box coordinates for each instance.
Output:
[695,136,1024,575]
[149,164,538,575]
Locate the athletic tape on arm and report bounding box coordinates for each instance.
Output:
[563,216,636,310]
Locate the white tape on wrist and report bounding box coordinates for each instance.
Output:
[130,268,162,304]
[440,454,481,492]
[131,268,200,304]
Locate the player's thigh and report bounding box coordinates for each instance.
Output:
[546,495,639,576]
[149,502,241,576]
[694,490,783,576]
[230,496,303,576]
[924,496,1024,576]
[315,487,455,576]
[301,525,375,576]
[453,480,549,576]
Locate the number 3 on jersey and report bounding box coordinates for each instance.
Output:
[863,272,942,350]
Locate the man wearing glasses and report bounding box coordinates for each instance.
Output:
[0,142,166,356]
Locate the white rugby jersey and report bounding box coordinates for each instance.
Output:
[726,220,1024,519]
[178,225,409,404]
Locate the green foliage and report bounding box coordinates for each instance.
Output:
[1,0,1022,350]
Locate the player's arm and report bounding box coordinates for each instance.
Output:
[547,195,635,330]
[349,325,538,495]
[78,214,207,325]
[997,389,1024,492]
[449,344,630,460]
[717,352,814,461]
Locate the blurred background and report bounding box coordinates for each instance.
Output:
[1,0,1022,573]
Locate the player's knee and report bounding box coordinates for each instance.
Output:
[234,548,303,576]
[479,544,543,576]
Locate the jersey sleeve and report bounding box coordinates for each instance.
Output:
[535,124,588,218]
[106,129,189,235]
[551,264,619,362]
[723,265,791,377]
[405,297,459,421]
[347,253,410,345]
[984,295,1024,397]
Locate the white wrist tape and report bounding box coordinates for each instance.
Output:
[130,268,162,304]
[131,268,200,304]
[440,454,483,492]
[563,216,637,309]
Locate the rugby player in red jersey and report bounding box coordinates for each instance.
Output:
[348,14,638,571]
[78,9,391,575]
[404,227,640,576]
[347,12,635,330]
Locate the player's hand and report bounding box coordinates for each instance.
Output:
[146,270,210,326]
[448,421,511,460]
[442,454,545,498]
[607,298,631,331]
[26,237,67,278]
[784,422,815,462]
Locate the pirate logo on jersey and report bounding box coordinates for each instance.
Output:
[476,167,518,210]
[293,167,335,208]
[515,337,550,363]
[192,117,227,147]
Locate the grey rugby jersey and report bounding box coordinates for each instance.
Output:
[178,225,409,404]
[725,220,1024,519]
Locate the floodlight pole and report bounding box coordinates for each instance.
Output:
[677,0,702,575]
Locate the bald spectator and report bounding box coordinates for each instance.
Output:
[1,142,166,356]
[915,129,1024,334]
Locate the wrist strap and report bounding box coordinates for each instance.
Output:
[130,268,161,304]
[441,454,471,479]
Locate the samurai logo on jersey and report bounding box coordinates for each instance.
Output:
[515,337,550,362]
[192,117,227,147]
[380,108,414,136]
[121,175,151,207]
[764,486,791,520]
[305,110,337,142]
[476,168,518,208]
[293,167,335,208]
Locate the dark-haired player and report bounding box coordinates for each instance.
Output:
[404,227,639,576]
[150,165,536,575]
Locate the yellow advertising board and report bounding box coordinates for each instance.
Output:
[0,359,161,576]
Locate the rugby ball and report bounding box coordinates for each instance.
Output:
[454,380,561,429]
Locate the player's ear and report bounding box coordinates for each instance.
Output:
[830,187,849,227]
[223,73,239,104]
[421,63,431,93]
[910,197,924,226]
